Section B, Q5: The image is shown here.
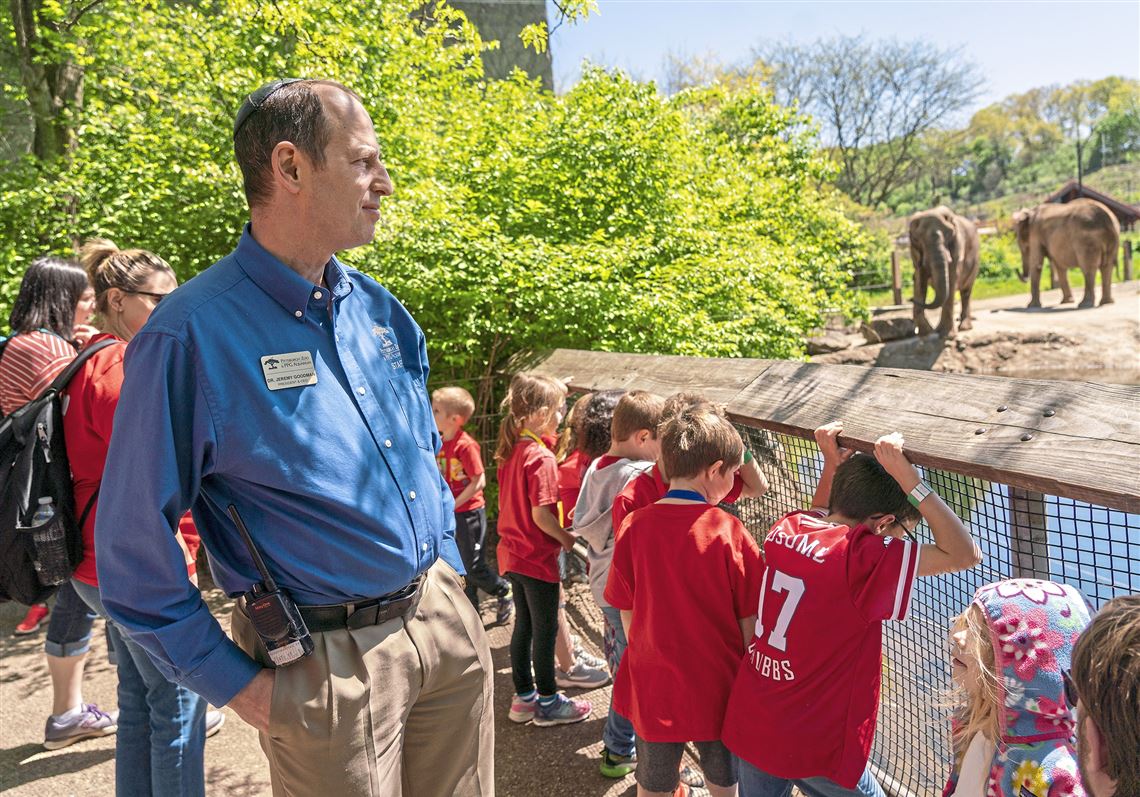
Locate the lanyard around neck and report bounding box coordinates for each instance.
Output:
[520,429,546,448]
[664,488,706,503]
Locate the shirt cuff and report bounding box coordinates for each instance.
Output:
[180,636,263,708]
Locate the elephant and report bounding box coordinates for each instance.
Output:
[908,206,980,337]
[1012,198,1119,309]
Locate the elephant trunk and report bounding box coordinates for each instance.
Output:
[924,252,949,310]
[1018,250,1029,283]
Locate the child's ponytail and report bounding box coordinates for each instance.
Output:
[494,372,567,464]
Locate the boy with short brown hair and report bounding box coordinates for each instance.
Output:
[605,406,763,797]
[432,386,512,623]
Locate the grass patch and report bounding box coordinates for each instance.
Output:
[862,270,1104,308]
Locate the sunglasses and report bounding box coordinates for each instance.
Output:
[233,78,304,138]
[1062,669,1080,709]
[122,289,171,304]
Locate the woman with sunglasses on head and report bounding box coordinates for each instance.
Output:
[0,255,114,749]
[64,239,222,797]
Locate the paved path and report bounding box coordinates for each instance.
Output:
[1,583,647,796]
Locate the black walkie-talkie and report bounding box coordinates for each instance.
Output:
[228,504,314,666]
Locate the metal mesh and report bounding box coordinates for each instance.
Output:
[731,423,1139,797]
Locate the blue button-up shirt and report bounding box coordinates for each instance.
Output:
[95,226,460,707]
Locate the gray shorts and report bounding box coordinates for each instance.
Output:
[635,738,738,792]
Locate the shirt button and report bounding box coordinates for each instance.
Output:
[356,386,366,396]
[421,542,428,553]
[409,490,417,500]
[294,310,303,318]
[313,290,323,300]
[384,439,392,448]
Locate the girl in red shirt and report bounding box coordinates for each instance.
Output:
[495,372,592,727]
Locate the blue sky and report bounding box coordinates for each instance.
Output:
[548,1,1140,119]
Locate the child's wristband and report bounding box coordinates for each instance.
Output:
[907,481,932,507]
[743,449,754,464]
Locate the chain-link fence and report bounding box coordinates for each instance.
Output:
[731,423,1138,796]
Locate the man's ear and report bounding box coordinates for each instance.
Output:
[271,141,304,196]
[1083,713,1110,774]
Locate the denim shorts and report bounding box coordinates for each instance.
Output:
[43,579,97,657]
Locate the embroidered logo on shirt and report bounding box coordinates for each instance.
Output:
[372,325,403,371]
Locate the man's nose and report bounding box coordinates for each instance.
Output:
[374,163,394,197]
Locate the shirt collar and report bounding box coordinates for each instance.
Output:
[233,224,353,318]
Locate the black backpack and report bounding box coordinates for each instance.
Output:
[0,337,117,605]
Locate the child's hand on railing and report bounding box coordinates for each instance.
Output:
[874,432,921,493]
[814,421,854,467]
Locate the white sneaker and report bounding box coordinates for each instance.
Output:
[555,660,610,689]
[206,710,225,738]
[574,647,607,670]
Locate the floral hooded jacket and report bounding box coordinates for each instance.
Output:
[943,579,1092,797]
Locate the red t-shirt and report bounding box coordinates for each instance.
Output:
[611,463,745,538]
[63,334,200,586]
[721,510,921,788]
[557,449,590,527]
[0,331,75,415]
[605,501,763,743]
[62,334,125,586]
[496,438,561,583]
[437,430,485,512]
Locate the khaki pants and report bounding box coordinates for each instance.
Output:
[231,559,494,796]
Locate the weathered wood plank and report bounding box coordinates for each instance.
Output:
[530,349,1140,512]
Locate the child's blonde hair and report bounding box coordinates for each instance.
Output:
[659,405,743,481]
[432,386,476,422]
[555,392,593,462]
[495,373,567,464]
[950,604,1001,766]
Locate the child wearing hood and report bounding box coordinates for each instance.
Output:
[945,578,1092,797]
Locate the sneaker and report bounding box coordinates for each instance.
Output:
[532,693,591,727]
[205,709,225,738]
[495,586,514,625]
[555,660,610,689]
[14,603,50,635]
[600,746,637,778]
[574,647,606,670]
[43,703,118,750]
[508,693,537,724]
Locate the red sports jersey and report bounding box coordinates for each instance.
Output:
[605,501,763,743]
[437,430,485,512]
[722,509,921,788]
[496,438,561,583]
[557,448,590,527]
[611,463,745,538]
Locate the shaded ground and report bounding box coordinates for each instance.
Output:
[0,582,664,796]
[814,280,1139,380]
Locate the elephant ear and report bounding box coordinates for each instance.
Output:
[1012,208,1029,225]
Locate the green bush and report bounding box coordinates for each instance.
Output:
[977,233,1022,280]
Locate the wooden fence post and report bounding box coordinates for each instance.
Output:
[1124,240,1133,282]
[891,250,903,306]
[1008,487,1051,580]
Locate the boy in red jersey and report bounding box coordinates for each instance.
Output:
[606,406,763,797]
[722,423,982,797]
[611,392,768,536]
[432,386,513,624]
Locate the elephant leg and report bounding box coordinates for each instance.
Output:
[1057,266,1074,303]
[1028,265,1042,308]
[1099,260,1115,305]
[1078,265,1096,308]
[958,285,974,332]
[914,269,933,335]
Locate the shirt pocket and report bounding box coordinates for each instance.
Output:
[389,372,433,451]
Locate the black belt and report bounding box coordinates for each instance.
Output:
[298,575,425,633]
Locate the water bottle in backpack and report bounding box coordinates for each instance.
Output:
[27,497,71,586]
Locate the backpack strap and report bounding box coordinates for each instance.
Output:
[77,485,100,530]
[42,338,120,398]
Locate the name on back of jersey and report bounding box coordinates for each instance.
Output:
[764,527,829,564]
[747,639,795,681]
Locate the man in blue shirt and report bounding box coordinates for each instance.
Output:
[96,79,494,796]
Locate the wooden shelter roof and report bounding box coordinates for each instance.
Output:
[1045,180,1140,226]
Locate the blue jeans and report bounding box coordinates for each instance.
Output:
[738,758,886,797]
[72,579,207,797]
[43,579,97,657]
[601,606,635,757]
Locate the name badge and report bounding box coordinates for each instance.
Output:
[261,351,318,391]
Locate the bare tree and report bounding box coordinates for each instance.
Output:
[759,35,983,208]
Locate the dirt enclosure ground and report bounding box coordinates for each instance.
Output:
[814,280,1139,381]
